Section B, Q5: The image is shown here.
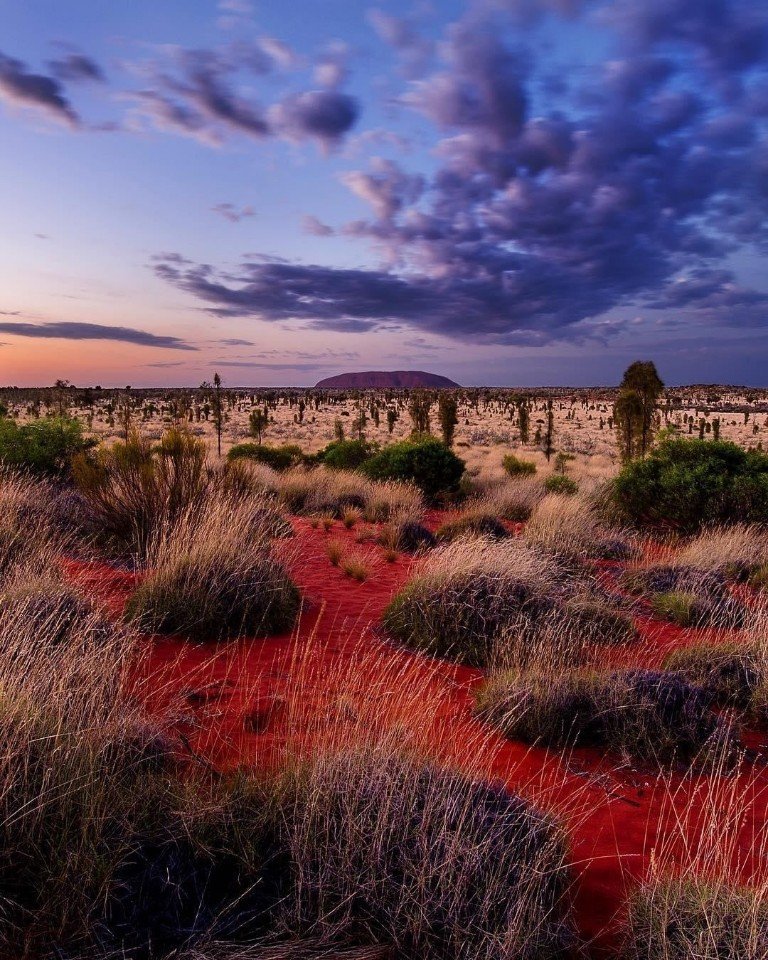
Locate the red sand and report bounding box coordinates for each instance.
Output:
[65,523,768,957]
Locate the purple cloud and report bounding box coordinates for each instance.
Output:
[0,320,197,350]
[0,51,80,127]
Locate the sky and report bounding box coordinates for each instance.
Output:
[0,0,767,388]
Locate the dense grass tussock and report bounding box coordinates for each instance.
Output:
[622,564,748,628]
[383,538,636,668]
[436,508,509,542]
[477,668,737,767]
[676,524,768,581]
[281,749,573,960]
[664,643,766,711]
[125,497,300,641]
[246,464,425,526]
[623,876,768,960]
[472,476,545,522]
[0,469,72,582]
[525,494,635,561]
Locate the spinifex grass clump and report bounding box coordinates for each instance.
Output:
[676,524,768,581]
[622,564,748,628]
[281,748,574,960]
[664,643,766,711]
[477,668,736,767]
[525,494,635,561]
[383,538,636,668]
[623,876,768,960]
[436,508,509,543]
[0,572,116,648]
[125,497,299,641]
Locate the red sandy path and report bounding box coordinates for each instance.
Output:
[67,523,768,957]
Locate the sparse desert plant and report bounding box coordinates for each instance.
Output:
[502,454,537,477]
[319,438,376,471]
[623,876,768,960]
[341,552,370,581]
[378,519,436,554]
[326,539,344,566]
[280,748,573,960]
[750,565,768,590]
[361,480,424,525]
[650,590,709,627]
[477,668,736,766]
[125,497,300,641]
[342,507,362,529]
[320,514,335,532]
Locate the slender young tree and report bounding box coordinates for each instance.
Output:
[517,401,530,445]
[542,399,554,462]
[614,360,664,461]
[201,372,225,457]
[249,408,267,444]
[438,393,459,446]
[408,391,431,434]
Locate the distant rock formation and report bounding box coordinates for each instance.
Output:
[315,370,460,389]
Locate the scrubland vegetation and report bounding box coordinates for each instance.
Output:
[0,364,767,957]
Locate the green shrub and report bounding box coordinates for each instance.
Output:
[544,475,578,495]
[612,439,768,532]
[0,414,94,475]
[319,438,376,470]
[749,564,768,590]
[227,443,305,471]
[624,876,768,960]
[502,455,537,477]
[361,438,465,502]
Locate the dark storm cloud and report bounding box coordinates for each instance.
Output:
[47,53,105,83]
[0,51,80,126]
[148,0,767,347]
[269,90,359,148]
[0,321,197,350]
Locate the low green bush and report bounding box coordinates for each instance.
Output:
[544,475,578,495]
[319,438,376,470]
[227,443,306,471]
[360,437,465,502]
[612,439,768,532]
[502,454,537,477]
[436,511,509,542]
[0,414,94,476]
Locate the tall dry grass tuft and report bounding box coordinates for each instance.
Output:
[525,493,636,561]
[675,523,768,580]
[623,761,768,958]
[0,469,71,582]
[125,493,300,641]
[0,562,174,955]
